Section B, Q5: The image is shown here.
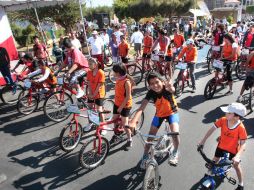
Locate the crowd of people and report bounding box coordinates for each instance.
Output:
[2,16,254,190]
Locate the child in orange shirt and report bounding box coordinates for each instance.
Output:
[118,35,129,63]
[86,57,106,130]
[110,63,133,150]
[198,103,247,190]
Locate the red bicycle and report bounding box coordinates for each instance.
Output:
[78,107,144,170]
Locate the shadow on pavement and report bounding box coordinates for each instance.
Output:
[82,165,145,190]
[190,176,224,190]
[179,95,206,113]
[202,105,225,124]
[244,117,254,140]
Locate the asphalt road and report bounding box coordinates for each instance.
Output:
[0,46,254,190]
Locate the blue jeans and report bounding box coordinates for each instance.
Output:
[0,66,14,85]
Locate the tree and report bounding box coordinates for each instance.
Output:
[8,2,83,32]
[113,0,193,21]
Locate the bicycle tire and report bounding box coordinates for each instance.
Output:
[249,87,254,111]
[142,164,159,190]
[17,94,39,115]
[59,122,83,152]
[207,58,215,74]
[43,91,73,122]
[104,56,113,67]
[1,84,24,104]
[127,64,143,85]
[79,136,110,170]
[129,109,144,131]
[173,79,184,98]
[204,79,217,100]
[103,99,114,121]
[235,60,247,80]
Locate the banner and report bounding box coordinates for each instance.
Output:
[0,7,18,60]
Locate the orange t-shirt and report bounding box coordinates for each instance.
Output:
[174,34,185,48]
[114,77,132,108]
[42,67,57,85]
[167,48,172,57]
[145,87,178,117]
[178,46,198,63]
[222,43,238,61]
[214,117,247,154]
[159,36,170,52]
[118,41,129,57]
[143,36,153,54]
[87,69,105,99]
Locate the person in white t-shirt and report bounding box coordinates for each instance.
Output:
[114,25,123,44]
[87,30,105,69]
[70,30,82,50]
[131,27,144,58]
[100,28,110,46]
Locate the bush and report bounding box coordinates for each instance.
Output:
[11,23,23,37]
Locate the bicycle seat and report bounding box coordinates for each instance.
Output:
[67,104,80,114]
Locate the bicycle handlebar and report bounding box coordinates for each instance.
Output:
[197,146,233,167]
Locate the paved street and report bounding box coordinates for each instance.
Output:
[0,46,254,190]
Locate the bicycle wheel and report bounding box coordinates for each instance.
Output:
[17,94,39,115]
[104,55,113,67]
[79,136,110,170]
[1,84,24,104]
[43,91,73,122]
[173,79,184,98]
[204,79,217,100]
[143,164,159,190]
[249,87,254,111]
[129,109,144,131]
[108,70,117,84]
[235,60,247,80]
[103,99,114,121]
[127,64,143,85]
[207,58,215,74]
[59,122,83,152]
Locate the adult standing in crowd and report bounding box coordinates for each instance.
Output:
[131,27,144,58]
[87,30,105,69]
[70,30,82,50]
[0,47,14,87]
[114,25,124,44]
[33,35,49,61]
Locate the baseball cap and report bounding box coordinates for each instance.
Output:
[220,103,247,117]
[186,39,194,45]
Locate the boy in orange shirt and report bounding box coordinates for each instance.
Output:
[86,57,106,130]
[142,30,153,71]
[198,103,247,190]
[118,35,129,63]
[176,39,198,91]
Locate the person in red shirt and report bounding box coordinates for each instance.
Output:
[118,35,129,63]
[176,39,198,91]
[33,36,49,61]
[198,103,247,190]
[242,25,254,48]
[56,37,89,98]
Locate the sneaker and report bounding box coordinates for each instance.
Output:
[225,90,233,96]
[76,89,85,99]
[140,154,149,170]
[124,140,132,151]
[83,124,92,132]
[236,95,243,103]
[100,130,107,136]
[168,150,179,166]
[235,185,244,190]
[109,135,119,145]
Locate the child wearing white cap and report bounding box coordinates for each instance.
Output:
[198,102,247,190]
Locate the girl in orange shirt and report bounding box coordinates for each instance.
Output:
[110,64,133,150]
[87,57,106,127]
[220,33,238,95]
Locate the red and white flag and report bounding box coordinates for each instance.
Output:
[0,7,18,61]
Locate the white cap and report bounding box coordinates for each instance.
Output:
[92,30,98,35]
[220,103,247,117]
[186,39,194,45]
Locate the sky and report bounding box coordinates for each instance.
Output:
[85,0,114,7]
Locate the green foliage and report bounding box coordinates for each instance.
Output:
[246,5,254,14]
[84,6,113,21]
[113,0,193,20]
[10,23,23,37]
[227,14,234,24]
